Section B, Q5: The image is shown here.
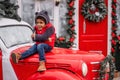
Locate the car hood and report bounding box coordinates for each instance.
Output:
[11,46,105,63]
[11,46,105,75]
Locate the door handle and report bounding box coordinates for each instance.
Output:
[83,19,86,34]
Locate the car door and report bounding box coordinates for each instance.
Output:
[79,0,108,56]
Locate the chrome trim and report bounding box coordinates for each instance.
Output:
[93,78,99,80]
[91,61,101,80]
[92,70,100,72]
[89,50,102,54]
[90,62,100,64]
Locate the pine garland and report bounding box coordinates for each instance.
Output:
[99,55,115,80]
[115,41,120,71]
[55,0,76,48]
[111,0,118,56]
[111,0,120,71]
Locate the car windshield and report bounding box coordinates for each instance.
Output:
[0,25,33,48]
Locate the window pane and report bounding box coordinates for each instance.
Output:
[117,1,120,35]
[21,0,35,26]
[0,26,33,48]
[40,0,54,24]
[59,0,68,38]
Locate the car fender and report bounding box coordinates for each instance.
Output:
[26,69,86,80]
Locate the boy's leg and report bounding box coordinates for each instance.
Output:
[37,43,52,71]
[20,44,37,59]
[11,44,37,63]
[37,43,52,61]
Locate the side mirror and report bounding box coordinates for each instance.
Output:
[0,48,2,56]
[0,48,1,52]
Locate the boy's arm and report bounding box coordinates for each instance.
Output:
[34,27,55,42]
[31,27,36,41]
[31,32,36,41]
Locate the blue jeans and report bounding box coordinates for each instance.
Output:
[20,43,52,61]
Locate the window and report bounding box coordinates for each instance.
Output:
[0,26,33,48]
[117,1,120,35]
[21,0,35,26]
[39,0,54,24]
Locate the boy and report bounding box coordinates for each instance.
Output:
[11,10,55,71]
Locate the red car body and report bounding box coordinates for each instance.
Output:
[11,46,105,80]
[0,18,109,80]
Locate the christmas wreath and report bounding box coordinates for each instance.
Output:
[81,0,107,22]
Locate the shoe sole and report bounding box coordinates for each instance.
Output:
[37,68,46,72]
[11,53,17,64]
[37,69,46,72]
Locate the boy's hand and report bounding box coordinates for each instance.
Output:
[31,32,36,39]
[48,38,52,42]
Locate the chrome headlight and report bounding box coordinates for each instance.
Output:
[82,62,88,76]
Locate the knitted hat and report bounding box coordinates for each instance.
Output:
[35,10,50,24]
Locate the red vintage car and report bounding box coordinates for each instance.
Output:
[0,18,114,80]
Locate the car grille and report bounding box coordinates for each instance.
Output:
[91,61,101,80]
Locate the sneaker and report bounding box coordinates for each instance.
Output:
[37,61,46,71]
[11,53,21,64]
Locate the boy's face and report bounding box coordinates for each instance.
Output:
[36,18,46,30]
